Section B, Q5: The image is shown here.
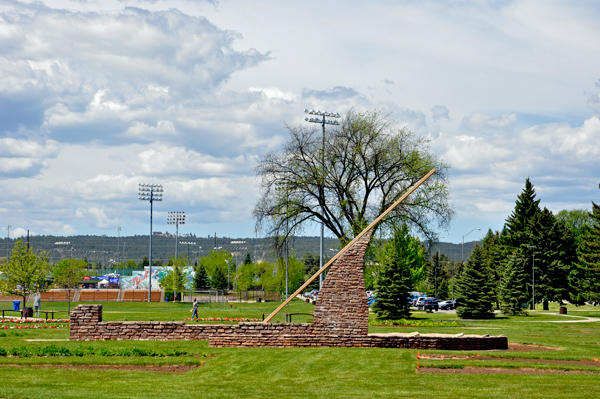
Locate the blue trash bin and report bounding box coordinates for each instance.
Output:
[13,301,20,311]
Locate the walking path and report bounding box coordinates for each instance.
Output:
[518,312,600,323]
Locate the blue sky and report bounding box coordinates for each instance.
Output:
[1,0,599,244]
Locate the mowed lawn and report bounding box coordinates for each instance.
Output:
[0,299,599,399]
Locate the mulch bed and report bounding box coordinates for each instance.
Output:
[0,364,199,373]
[418,367,598,375]
[507,343,564,352]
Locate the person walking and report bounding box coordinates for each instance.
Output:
[191,298,199,319]
[34,294,41,318]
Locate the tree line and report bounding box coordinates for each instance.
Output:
[372,178,600,320]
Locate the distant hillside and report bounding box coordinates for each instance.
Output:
[425,241,480,262]
[1,235,477,266]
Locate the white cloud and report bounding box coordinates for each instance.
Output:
[75,207,119,229]
[249,87,296,102]
[520,116,600,161]
[461,113,517,131]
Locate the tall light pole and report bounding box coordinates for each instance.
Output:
[138,183,163,303]
[528,245,536,310]
[5,225,12,262]
[454,228,480,300]
[179,242,196,268]
[167,212,185,260]
[116,226,121,278]
[304,108,341,290]
[225,259,230,290]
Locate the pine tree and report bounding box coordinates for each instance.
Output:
[532,209,576,309]
[243,253,252,265]
[499,253,530,315]
[211,266,228,290]
[504,178,541,247]
[578,199,600,304]
[193,265,210,290]
[502,179,578,309]
[455,246,495,319]
[373,225,416,319]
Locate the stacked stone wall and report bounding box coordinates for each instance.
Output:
[313,231,372,335]
[69,305,507,350]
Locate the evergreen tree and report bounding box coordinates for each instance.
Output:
[373,225,417,319]
[211,266,228,290]
[455,246,495,319]
[193,265,210,290]
[502,179,578,310]
[531,209,576,309]
[504,178,541,247]
[301,252,316,273]
[243,253,252,265]
[499,253,530,315]
[578,198,600,304]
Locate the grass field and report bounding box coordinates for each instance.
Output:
[1,300,599,398]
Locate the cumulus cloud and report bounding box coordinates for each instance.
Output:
[520,116,600,161]
[302,86,364,102]
[460,113,517,131]
[587,93,600,115]
[431,105,450,121]
[0,138,59,176]
[135,145,253,177]
[0,3,269,146]
[75,207,119,229]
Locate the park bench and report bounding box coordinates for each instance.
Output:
[1,309,25,319]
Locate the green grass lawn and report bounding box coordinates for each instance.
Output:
[0,299,599,398]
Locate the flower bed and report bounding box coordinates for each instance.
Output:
[0,318,70,324]
[369,319,464,327]
[2,324,66,329]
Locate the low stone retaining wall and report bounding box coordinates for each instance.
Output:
[70,305,507,350]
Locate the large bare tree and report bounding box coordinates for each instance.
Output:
[253,109,454,245]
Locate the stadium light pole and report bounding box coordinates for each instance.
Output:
[5,225,12,262]
[116,226,121,278]
[179,242,196,266]
[304,108,341,291]
[138,183,163,303]
[167,212,186,259]
[528,245,536,310]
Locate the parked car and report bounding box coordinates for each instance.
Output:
[438,300,454,310]
[413,296,427,307]
[417,297,439,311]
[453,298,464,308]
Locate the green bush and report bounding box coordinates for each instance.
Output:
[0,345,197,358]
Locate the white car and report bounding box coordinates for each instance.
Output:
[438,300,454,310]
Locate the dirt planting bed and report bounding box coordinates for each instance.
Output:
[0,364,199,373]
[417,367,599,375]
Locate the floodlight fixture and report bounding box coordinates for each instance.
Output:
[137,183,164,302]
[167,211,186,259]
[5,225,12,261]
